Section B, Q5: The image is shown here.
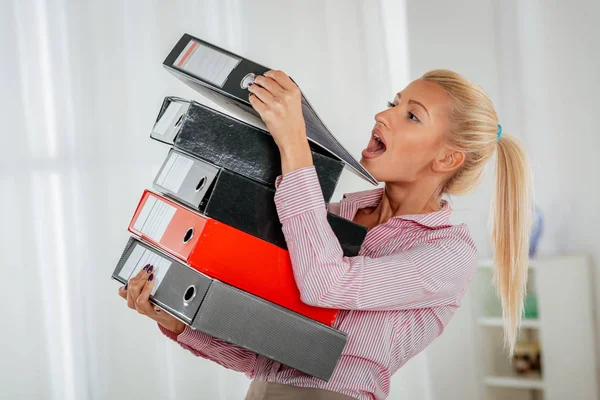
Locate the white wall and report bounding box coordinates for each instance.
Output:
[404,0,600,398]
[0,0,415,399]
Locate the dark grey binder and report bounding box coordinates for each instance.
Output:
[152,148,367,256]
[150,96,344,203]
[162,33,377,186]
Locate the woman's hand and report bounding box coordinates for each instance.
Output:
[118,264,186,336]
[248,70,313,174]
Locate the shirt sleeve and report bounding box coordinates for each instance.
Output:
[273,166,477,311]
[158,324,259,379]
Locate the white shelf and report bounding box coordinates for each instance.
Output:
[478,317,540,329]
[478,254,589,270]
[472,255,598,400]
[484,375,545,390]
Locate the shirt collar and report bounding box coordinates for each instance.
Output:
[340,188,453,229]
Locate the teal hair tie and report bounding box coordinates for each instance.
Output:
[496,124,503,141]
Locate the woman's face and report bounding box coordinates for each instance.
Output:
[360,78,453,184]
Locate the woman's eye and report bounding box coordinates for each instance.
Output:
[387,101,395,108]
[409,112,420,123]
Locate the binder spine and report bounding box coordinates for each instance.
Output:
[164,34,269,100]
[150,97,191,144]
[112,237,138,285]
[127,190,207,263]
[113,237,212,325]
[152,148,220,210]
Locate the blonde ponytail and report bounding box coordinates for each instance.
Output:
[422,70,533,356]
[490,134,533,356]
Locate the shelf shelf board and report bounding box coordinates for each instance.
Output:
[484,375,544,390]
[478,317,540,329]
[478,254,590,269]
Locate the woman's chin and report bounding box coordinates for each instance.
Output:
[360,156,381,181]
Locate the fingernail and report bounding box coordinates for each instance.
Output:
[143,264,150,272]
[148,273,154,282]
[147,265,154,273]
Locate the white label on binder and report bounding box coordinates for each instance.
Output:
[176,40,241,87]
[133,196,176,242]
[153,102,182,136]
[157,152,193,193]
[151,257,171,295]
[119,244,146,281]
[120,244,172,295]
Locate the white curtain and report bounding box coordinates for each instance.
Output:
[0,0,427,399]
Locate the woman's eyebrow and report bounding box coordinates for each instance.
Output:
[396,93,431,118]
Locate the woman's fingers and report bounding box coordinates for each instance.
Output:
[253,75,284,97]
[249,93,267,114]
[264,70,297,91]
[135,272,156,316]
[119,266,185,333]
[247,83,276,106]
[248,69,306,150]
[127,264,152,309]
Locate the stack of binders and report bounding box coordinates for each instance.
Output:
[112,33,377,381]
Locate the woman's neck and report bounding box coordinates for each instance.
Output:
[371,180,443,226]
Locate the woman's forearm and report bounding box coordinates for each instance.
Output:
[278,139,313,175]
[158,324,259,378]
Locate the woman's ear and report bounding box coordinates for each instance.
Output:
[433,150,465,173]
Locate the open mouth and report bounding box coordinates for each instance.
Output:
[362,130,387,158]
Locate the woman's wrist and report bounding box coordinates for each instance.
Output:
[278,138,313,174]
[163,320,186,336]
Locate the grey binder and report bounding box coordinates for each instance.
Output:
[112,237,348,381]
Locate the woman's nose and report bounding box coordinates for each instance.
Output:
[374,109,391,126]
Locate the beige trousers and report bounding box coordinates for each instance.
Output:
[245,381,359,400]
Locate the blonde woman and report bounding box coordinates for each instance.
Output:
[120,69,532,400]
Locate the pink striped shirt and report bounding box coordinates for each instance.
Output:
[159,166,477,400]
